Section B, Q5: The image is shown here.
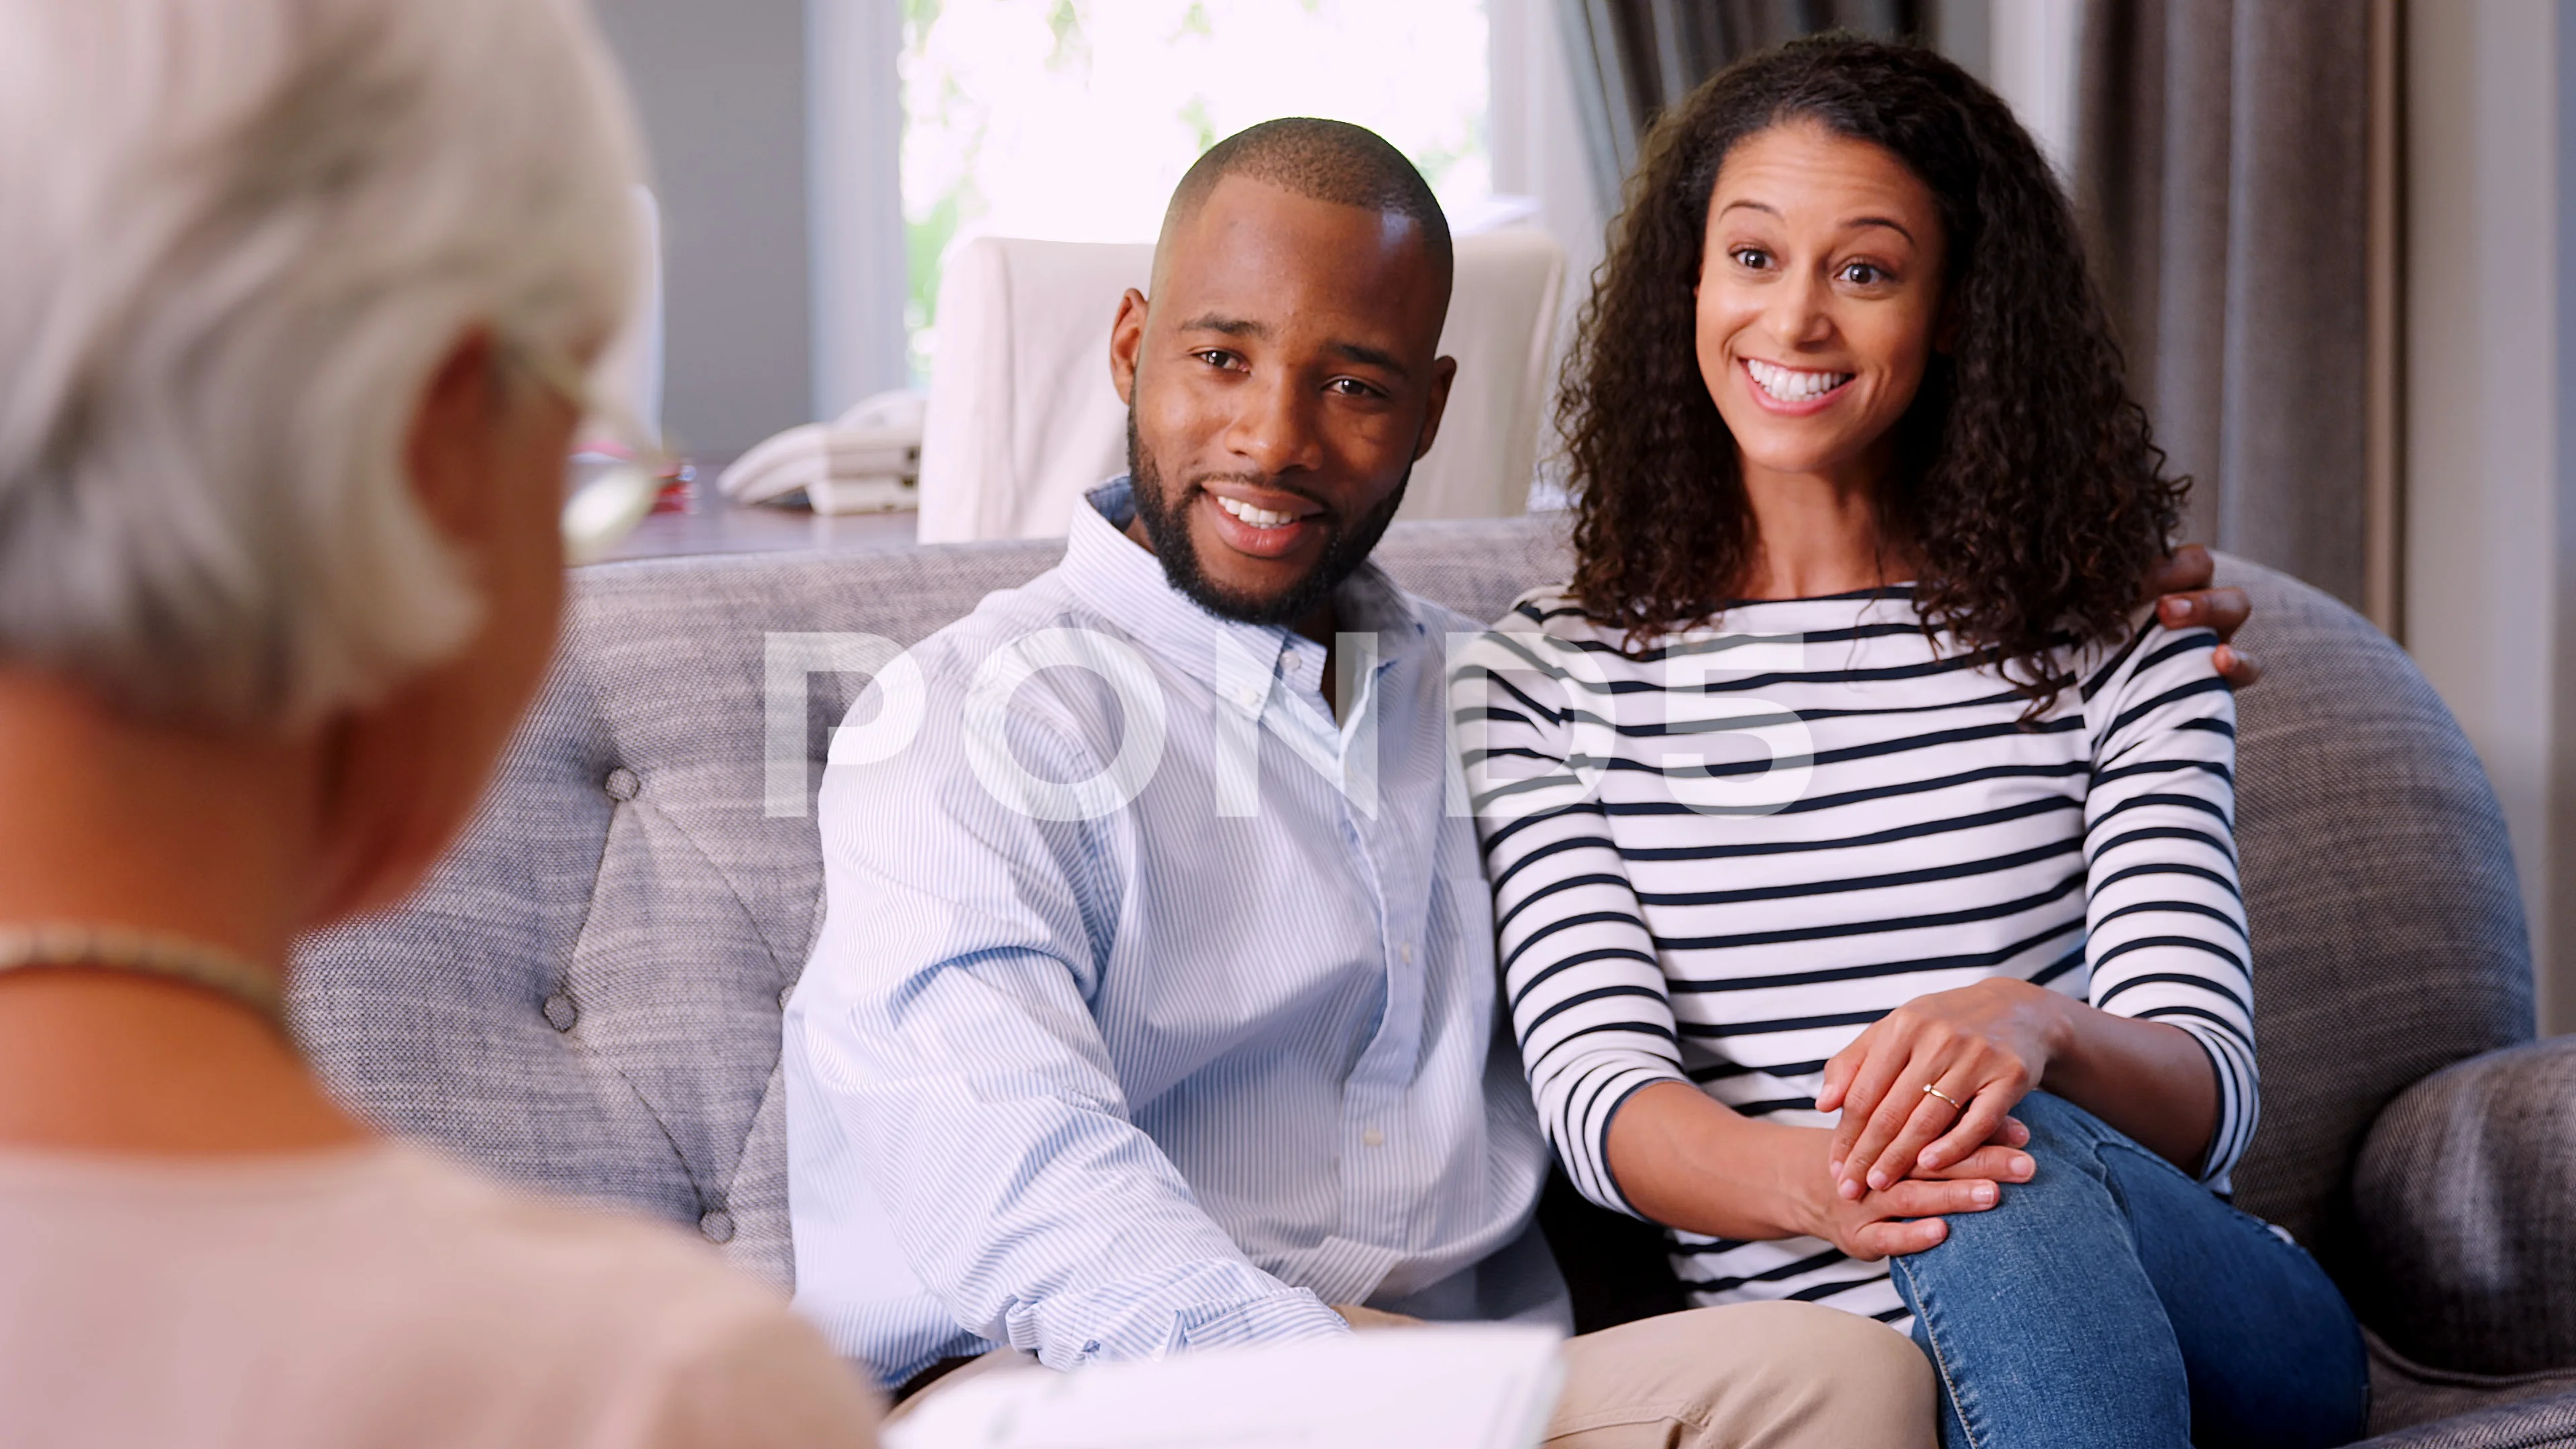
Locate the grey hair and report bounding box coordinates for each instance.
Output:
[0,0,646,729]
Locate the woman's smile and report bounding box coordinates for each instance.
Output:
[1741,356,1856,414]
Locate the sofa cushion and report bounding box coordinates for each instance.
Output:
[2357,1385,2576,1448]
[2209,559,2536,1285]
[2353,1038,2576,1374]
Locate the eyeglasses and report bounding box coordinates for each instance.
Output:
[509,342,678,566]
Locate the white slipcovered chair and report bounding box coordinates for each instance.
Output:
[915,227,1566,542]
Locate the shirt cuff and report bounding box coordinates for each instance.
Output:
[1017,1271,1350,1370]
[1157,1289,1353,1353]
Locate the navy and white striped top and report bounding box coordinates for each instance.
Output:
[1456,584,2254,1324]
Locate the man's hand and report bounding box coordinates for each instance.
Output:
[1334,1305,1426,1331]
[2147,544,2259,688]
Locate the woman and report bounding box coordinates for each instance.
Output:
[0,1,876,1442]
[1462,36,2365,1449]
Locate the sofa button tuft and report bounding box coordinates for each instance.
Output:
[542,993,578,1032]
[699,1209,735,1244]
[604,767,639,801]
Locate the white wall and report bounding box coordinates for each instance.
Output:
[592,0,815,458]
[2404,0,2568,1032]
[1485,0,1611,504]
[1986,0,2080,178]
[806,0,910,419]
[1488,0,1607,302]
[590,0,908,453]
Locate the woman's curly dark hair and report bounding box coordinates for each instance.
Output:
[1560,34,2184,702]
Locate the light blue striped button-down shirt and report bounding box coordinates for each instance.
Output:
[784,482,1560,1387]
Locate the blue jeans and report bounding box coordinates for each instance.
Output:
[1886,1092,2367,1449]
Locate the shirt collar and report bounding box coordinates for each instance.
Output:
[1062,478,1426,709]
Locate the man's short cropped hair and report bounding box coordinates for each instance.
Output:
[1159,117,1454,288]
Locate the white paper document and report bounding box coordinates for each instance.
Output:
[884,1324,1566,1449]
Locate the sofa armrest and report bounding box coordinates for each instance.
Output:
[2352,1037,2576,1375]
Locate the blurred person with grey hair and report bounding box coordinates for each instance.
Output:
[0,1,878,1443]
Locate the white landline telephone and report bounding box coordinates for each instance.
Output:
[718,389,926,515]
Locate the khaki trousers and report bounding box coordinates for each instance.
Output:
[889,1299,1936,1448]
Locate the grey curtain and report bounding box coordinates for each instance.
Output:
[2075,0,2379,611]
[1561,0,1925,217]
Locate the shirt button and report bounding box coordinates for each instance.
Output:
[1399,943,1413,964]
[1362,1128,1386,1148]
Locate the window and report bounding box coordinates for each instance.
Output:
[899,0,1491,379]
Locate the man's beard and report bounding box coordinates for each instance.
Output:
[1126,411,1409,628]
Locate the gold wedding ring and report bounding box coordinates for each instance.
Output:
[1921,1083,1966,1112]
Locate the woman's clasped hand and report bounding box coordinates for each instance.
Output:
[1818,977,2061,1199]
[1791,1106,2035,1261]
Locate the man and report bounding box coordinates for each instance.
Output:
[784,118,2253,1444]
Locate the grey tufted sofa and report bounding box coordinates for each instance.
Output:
[295,515,2576,1446]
